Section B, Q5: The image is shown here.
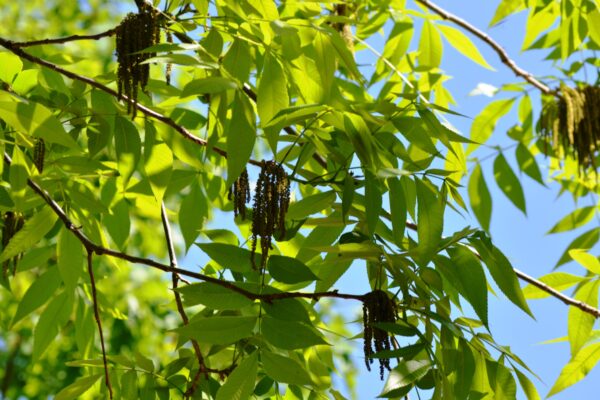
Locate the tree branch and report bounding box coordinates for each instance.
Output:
[414,0,557,97]
[10,28,116,47]
[86,249,113,399]
[0,37,262,168]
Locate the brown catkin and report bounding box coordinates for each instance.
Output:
[33,138,45,173]
[250,161,290,268]
[2,212,25,277]
[362,290,398,380]
[116,7,160,117]
[228,168,251,220]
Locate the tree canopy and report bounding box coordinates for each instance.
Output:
[1,0,600,399]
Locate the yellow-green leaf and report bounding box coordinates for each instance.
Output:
[438,25,494,70]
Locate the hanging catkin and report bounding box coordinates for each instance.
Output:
[250,161,290,268]
[540,84,600,172]
[115,7,160,117]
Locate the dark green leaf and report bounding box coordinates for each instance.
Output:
[414,179,444,266]
[262,316,327,350]
[176,282,253,310]
[262,351,312,386]
[378,360,431,398]
[176,316,256,345]
[286,191,336,220]
[57,227,83,292]
[11,267,61,327]
[195,242,253,273]
[468,163,492,231]
[447,247,488,326]
[0,206,58,263]
[388,178,407,246]
[182,77,237,97]
[267,255,319,284]
[226,92,256,187]
[216,353,258,400]
[33,290,73,361]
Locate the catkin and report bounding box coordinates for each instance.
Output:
[362,290,398,380]
[250,161,290,268]
[540,84,600,172]
[116,7,160,117]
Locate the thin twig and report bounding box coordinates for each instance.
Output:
[0,336,21,399]
[86,250,113,399]
[0,37,261,168]
[414,0,557,96]
[514,268,600,318]
[161,203,216,397]
[11,28,116,47]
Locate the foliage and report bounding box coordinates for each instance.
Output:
[0,0,600,399]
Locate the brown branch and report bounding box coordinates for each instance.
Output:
[414,0,557,97]
[11,28,116,47]
[86,250,113,399]
[0,336,21,399]
[0,37,262,168]
[161,203,218,397]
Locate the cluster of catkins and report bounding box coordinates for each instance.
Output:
[540,84,600,172]
[115,7,160,116]
[362,289,398,380]
[229,161,290,268]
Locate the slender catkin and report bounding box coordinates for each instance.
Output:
[362,290,398,380]
[250,161,290,268]
[228,168,251,220]
[116,7,160,117]
[2,212,25,277]
[33,138,45,173]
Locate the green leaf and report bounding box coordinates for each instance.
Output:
[258,53,289,125]
[33,290,73,361]
[262,316,327,350]
[176,316,256,345]
[54,374,103,400]
[468,163,492,231]
[388,178,407,246]
[57,227,83,292]
[176,282,253,310]
[181,77,237,97]
[0,206,58,263]
[447,246,488,326]
[555,228,600,268]
[262,298,310,324]
[469,236,532,317]
[11,267,61,327]
[267,255,319,284]
[121,370,138,399]
[548,343,600,397]
[569,249,600,274]
[515,368,541,400]
[286,191,336,220]
[467,99,515,154]
[493,153,526,214]
[144,122,173,202]
[222,39,252,83]
[9,146,31,210]
[588,9,600,47]
[179,179,207,251]
[0,101,78,149]
[523,272,586,299]
[195,242,253,273]
[364,169,382,237]
[438,25,494,70]
[489,0,524,27]
[226,92,256,187]
[491,361,517,400]
[105,198,130,250]
[114,116,141,186]
[264,104,327,131]
[313,31,335,101]
[418,20,443,68]
[414,179,444,266]
[262,351,312,386]
[0,52,22,83]
[568,280,600,356]
[216,353,258,400]
[378,360,431,398]
[548,206,595,234]
[515,143,544,185]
